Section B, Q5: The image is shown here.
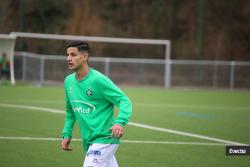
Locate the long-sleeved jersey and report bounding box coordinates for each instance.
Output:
[62,68,132,151]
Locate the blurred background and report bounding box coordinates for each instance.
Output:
[0,0,250,89]
[0,1,250,167]
[1,0,250,60]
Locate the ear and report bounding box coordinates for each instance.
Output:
[82,52,89,61]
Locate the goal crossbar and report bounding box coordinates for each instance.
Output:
[10,32,169,45]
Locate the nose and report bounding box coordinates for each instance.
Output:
[67,55,71,61]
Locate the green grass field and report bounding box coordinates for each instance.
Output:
[0,85,250,167]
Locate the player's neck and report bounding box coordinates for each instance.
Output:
[76,64,89,80]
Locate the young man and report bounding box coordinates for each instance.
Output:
[61,41,132,167]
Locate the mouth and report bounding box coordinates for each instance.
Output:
[68,62,73,68]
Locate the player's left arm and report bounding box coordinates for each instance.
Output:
[97,76,133,138]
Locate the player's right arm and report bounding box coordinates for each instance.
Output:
[61,83,76,151]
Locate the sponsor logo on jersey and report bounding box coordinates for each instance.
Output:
[71,100,96,116]
[69,87,73,93]
[73,107,91,114]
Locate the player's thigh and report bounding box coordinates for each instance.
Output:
[83,144,119,167]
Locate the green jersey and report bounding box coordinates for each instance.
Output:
[62,68,132,151]
[0,57,9,71]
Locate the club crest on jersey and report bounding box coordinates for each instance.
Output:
[86,88,92,96]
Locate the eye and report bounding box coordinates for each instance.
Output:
[71,53,77,57]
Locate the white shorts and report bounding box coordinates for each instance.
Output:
[83,144,119,167]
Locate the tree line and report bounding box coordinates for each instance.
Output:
[0,0,249,60]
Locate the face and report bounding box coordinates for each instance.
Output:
[67,47,88,71]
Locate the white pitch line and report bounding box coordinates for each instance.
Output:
[122,140,230,146]
[0,103,64,114]
[1,99,249,111]
[0,103,246,145]
[0,136,67,141]
[0,136,227,146]
[128,122,245,145]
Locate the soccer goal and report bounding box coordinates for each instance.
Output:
[0,34,16,85]
[10,32,171,87]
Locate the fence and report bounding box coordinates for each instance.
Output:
[14,52,250,90]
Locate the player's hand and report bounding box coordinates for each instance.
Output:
[61,138,72,151]
[110,124,124,139]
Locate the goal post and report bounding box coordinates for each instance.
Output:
[10,32,171,88]
[0,34,16,85]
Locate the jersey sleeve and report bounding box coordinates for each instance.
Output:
[96,76,132,127]
[61,83,76,139]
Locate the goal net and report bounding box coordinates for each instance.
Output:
[11,32,171,87]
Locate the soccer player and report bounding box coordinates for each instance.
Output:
[0,52,10,81]
[61,41,132,167]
